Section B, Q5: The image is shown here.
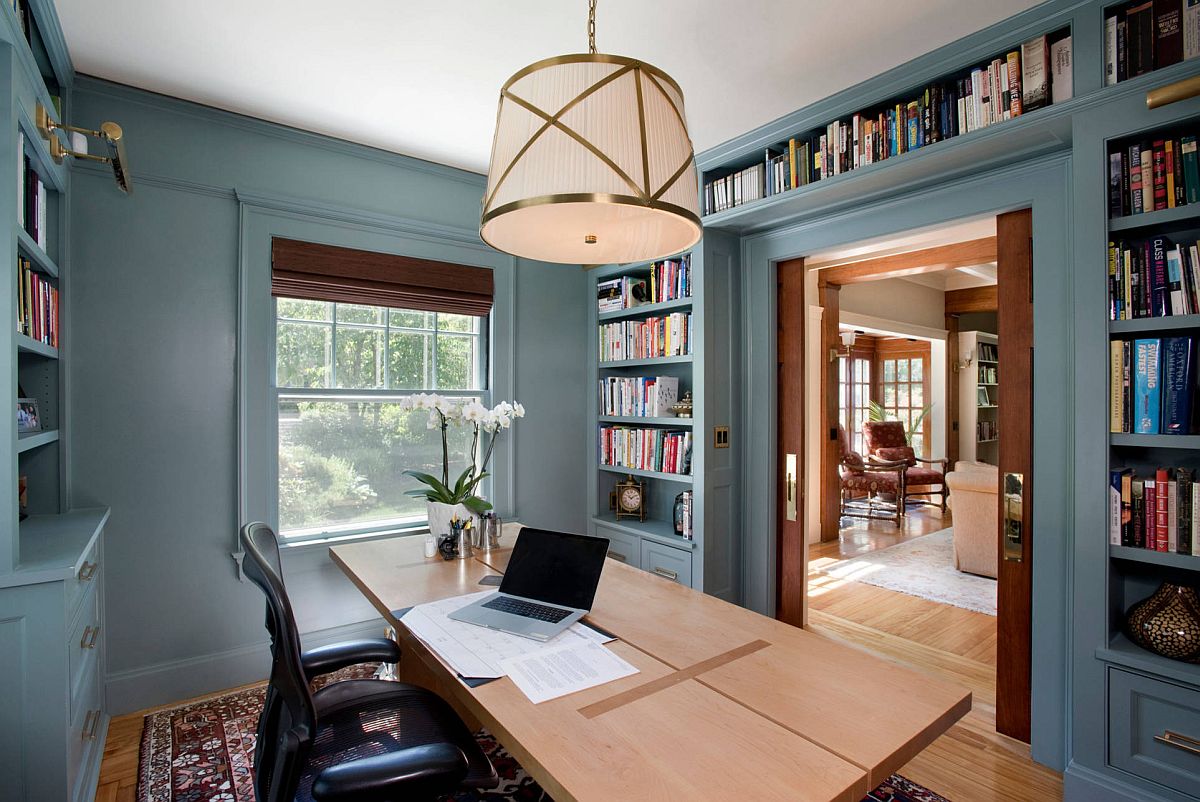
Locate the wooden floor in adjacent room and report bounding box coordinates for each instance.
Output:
[808,507,1063,801]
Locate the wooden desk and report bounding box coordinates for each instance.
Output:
[331,537,970,802]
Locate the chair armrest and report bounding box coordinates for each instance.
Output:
[865,457,910,469]
[311,743,468,802]
[301,638,400,680]
[913,456,949,470]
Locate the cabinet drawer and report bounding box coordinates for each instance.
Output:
[67,664,102,801]
[594,525,639,567]
[640,541,692,586]
[66,542,101,622]
[68,587,101,716]
[1108,667,1200,795]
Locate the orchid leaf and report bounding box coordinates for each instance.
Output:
[462,496,493,514]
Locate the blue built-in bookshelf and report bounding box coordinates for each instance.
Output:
[586,233,742,601]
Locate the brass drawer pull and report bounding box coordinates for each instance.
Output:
[81,710,95,740]
[606,550,627,563]
[1155,730,1200,757]
[86,709,101,740]
[78,561,98,581]
[80,625,100,650]
[652,567,678,581]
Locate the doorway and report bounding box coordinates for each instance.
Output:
[778,210,1035,746]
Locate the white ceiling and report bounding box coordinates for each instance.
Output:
[54,0,1043,175]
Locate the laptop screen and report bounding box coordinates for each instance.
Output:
[500,528,610,610]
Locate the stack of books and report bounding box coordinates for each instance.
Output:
[596,255,693,313]
[599,375,680,418]
[1108,134,1200,218]
[1110,466,1199,554]
[1104,1,1200,86]
[18,132,49,249]
[702,32,1070,215]
[16,256,58,346]
[1108,234,1200,319]
[1109,337,1197,434]
[978,342,999,361]
[598,426,692,475]
[598,313,692,362]
[977,420,999,441]
[677,490,694,540]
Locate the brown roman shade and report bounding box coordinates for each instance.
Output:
[271,238,494,316]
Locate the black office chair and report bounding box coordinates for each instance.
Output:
[240,522,499,802]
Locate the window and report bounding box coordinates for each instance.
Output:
[880,355,929,457]
[275,297,486,538]
[837,355,872,454]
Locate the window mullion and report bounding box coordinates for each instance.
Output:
[431,314,440,390]
[329,304,339,388]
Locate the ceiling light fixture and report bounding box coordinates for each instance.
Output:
[479,0,702,265]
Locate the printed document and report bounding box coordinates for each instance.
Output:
[499,639,639,703]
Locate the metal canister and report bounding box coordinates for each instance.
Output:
[477,513,502,553]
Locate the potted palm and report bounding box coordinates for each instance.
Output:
[400,394,524,536]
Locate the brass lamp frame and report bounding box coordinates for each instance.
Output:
[35,102,131,194]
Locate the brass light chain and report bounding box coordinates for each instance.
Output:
[587,0,597,54]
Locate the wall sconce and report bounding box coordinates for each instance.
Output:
[953,349,974,373]
[36,102,132,194]
[828,330,857,363]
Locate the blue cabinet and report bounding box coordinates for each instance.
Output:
[1108,668,1200,796]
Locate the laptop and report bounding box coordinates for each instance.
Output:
[449,528,610,641]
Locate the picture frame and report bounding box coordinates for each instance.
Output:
[977,387,991,406]
[17,398,41,434]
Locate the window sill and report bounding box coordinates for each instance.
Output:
[231,523,430,576]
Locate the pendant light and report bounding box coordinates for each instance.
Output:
[480,0,702,265]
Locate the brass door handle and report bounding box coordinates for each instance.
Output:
[80,625,100,649]
[78,561,98,581]
[86,709,101,740]
[652,567,678,581]
[785,453,798,522]
[1155,730,1200,757]
[606,550,627,563]
[1003,472,1024,563]
[81,710,95,740]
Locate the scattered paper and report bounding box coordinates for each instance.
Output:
[499,639,639,704]
[399,591,614,680]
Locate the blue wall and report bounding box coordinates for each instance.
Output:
[66,77,588,714]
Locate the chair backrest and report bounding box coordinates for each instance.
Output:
[836,425,864,476]
[240,522,317,802]
[862,420,915,465]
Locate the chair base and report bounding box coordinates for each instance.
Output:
[840,493,903,526]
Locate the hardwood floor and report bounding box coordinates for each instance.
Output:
[808,510,1062,801]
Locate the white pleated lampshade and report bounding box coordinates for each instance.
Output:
[480,54,702,265]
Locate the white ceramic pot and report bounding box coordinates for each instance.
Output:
[426,501,478,538]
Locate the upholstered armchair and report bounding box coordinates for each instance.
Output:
[862,420,949,513]
[838,424,907,526]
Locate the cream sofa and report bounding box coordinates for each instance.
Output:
[945,461,999,579]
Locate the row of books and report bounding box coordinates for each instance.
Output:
[598,426,692,476]
[599,375,680,418]
[1109,337,1196,434]
[1104,1,1200,87]
[977,420,999,442]
[1109,466,1200,554]
[596,255,692,312]
[1107,134,1200,218]
[676,490,694,541]
[16,256,58,346]
[978,342,999,361]
[978,365,999,384]
[17,132,48,249]
[702,33,1070,215]
[1107,235,1200,319]
[599,313,692,363]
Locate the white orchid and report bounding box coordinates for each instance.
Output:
[461,400,488,424]
[512,402,526,418]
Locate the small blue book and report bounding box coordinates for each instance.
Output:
[1134,338,1162,434]
[1161,337,1196,435]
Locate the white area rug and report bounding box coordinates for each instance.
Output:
[817,528,997,615]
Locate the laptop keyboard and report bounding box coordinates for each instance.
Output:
[482,596,573,623]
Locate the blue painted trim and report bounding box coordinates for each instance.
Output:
[104,618,386,716]
[1064,760,1189,802]
[26,0,72,88]
[74,75,487,188]
[74,159,236,199]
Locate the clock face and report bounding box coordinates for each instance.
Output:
[619,487,642,511]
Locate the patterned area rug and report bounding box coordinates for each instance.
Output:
[136,667,950,801]
[816,528,998,615]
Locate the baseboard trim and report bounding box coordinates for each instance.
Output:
[105,618,388,716]
[1064,760,1182,802]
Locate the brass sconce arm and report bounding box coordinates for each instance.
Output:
[35,102,131,194]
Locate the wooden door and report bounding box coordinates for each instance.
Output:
[777,258,806,626]
[995,209,1033,742]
